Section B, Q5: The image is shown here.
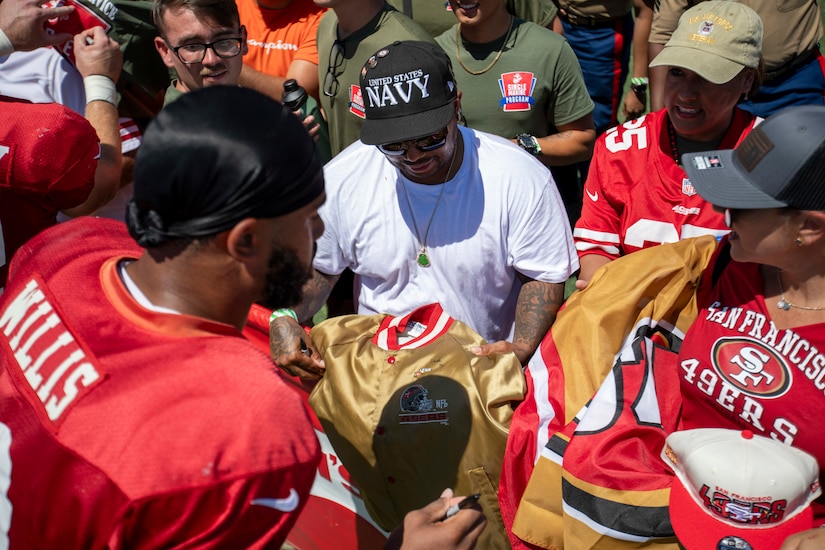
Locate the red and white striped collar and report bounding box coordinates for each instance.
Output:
[372,303,454,350]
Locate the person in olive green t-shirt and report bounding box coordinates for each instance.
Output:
[435,0,594,224]
[387,0,557,37]
[316,0,433,157]
[436,19,596,166]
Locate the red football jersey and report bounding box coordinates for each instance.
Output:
[574,109,757,260]
[0,96,99,287]
[0,218,320,548]
[679,259,825,522]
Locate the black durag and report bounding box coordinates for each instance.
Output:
[127,86,324,247]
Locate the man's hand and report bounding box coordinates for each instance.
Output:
[385,489,486,550]
[621,88,646,122]
[269,317,325,381]
[780,528,825,550]
[0,0,75,52]
[73,26,121,81]
[299,111,320,142]
[470,341,525,364]
[483,278,564,365]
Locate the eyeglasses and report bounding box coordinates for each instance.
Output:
[377,127,450,156]
[168,37,243,64]
[323,40,345,98]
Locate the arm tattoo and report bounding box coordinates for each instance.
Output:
[293,270,338,322]
[512,279,565,363]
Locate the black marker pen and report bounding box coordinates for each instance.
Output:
[299,338,312,358]
[444,494,480,519]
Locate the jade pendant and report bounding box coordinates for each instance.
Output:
[417,252,431,267]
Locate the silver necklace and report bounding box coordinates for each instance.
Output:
[400,150,458,267]
[776,271,825,311]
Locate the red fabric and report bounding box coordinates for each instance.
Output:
[679,259,825,524]
[499,236,723,548]
[0,96,98,287]
[498,366,552,550]
[574,109,756,260]
[0,218,320,548]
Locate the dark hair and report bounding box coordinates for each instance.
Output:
[152,0,240,35]
[745,58,765,98]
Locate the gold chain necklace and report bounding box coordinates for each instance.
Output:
[776,271,825,311]
[400,147,459,267]
[454,15,514,76]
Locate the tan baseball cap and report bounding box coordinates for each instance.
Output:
[649,0,762,84]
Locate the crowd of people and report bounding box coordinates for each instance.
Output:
[0,0,824,546]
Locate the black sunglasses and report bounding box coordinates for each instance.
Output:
[323,40,345,98]
[377,127,450,156]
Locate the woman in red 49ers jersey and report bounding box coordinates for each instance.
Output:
[574,0,763,287]
[680,104,825,547]
[499,105,825,550]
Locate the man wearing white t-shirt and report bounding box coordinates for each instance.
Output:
[272,40,578,377]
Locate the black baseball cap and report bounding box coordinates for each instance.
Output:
[359,41,458,146]
[682,105,825,210]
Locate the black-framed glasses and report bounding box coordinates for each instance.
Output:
[323,40,345,97]
[377,127,450,156]
[168,37,243,64]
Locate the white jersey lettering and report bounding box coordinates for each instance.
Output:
[0,278,100,420]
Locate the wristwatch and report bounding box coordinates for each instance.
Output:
[630,77,648,95]
[516,133,541,156]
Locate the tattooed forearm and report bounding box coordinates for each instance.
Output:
[293,270,339,323]
[512,278,565,364]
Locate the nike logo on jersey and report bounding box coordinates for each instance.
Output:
[251,489,300,512]
[586,189,598,202]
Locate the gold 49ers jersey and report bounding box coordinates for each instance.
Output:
[309,303,525,550]
[678,259,825,523]
[574,109,757,261]
[501,236,722,550]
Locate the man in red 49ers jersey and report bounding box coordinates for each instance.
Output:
[573,1,763,287]
[0,86,485,550]
[0,87,327,549]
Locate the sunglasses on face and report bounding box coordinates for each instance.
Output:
[377,127,450,156]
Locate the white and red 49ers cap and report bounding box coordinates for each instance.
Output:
[661,428,821,550]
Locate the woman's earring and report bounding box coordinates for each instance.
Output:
[796,236,804,246]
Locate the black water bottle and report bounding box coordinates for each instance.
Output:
[282,79,308,115]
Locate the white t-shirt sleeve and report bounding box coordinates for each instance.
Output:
[313,198,348,276]
[508,169,579,283]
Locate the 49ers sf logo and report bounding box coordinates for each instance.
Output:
[711,337,790,398]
